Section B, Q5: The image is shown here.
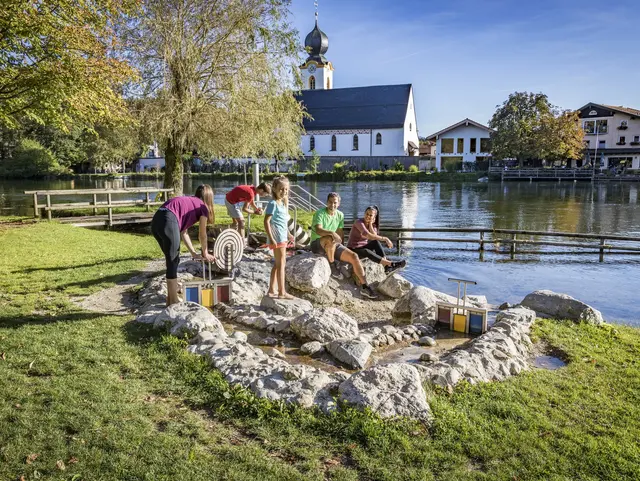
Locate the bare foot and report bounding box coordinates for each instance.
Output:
[278,292,295,300]
[267,291,279,298]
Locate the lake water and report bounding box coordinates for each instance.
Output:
[2,177,639,325]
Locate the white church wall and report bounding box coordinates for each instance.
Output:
[371,129,405,156]
[302,128,407,157]
[403,88,420,156]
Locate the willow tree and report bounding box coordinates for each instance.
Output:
[126,0,304,195]
[0,0,137,130]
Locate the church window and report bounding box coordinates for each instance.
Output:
[309,76,316,90]
[331,135,337,151]
[376,133,382,145]
[409,123,412,131]
[353,135,359,150]
[309,135,315,151]
[326,77,330,89]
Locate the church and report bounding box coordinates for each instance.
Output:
[296,14,419,163]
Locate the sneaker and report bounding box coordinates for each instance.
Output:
[359,284,378,299]
[330,262,344,280]
[384,260,406,275]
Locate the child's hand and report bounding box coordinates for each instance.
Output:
[288,233,294,242]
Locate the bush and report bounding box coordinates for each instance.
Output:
[392,160,404,171]
[408,164,419,173]
[333,161,349,173]
[0,139,70,178]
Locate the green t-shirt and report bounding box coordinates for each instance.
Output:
[311,207,344,241]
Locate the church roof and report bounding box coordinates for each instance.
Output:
[304,19,329,64]
[296,84,412,131]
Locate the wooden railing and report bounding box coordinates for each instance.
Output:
[25,188,174,226]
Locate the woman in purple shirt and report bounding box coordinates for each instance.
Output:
[151,184,216,305]
[347,205,405,274]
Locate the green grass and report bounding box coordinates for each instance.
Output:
[1,222,639,480]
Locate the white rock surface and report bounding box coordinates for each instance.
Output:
[520,290,604,325]
[154,302,226,338]
[291,307,359,343]
[377,274,413,299]
[326,340,372,369]
[359,259,387,284]
[260,295,313,318]
[300,341,325,356]
[338,363,432,421]
[285,254,331,292]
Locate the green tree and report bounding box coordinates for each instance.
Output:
[0,0,137,130]
[309,150,320,173]
[125,0,305,195]
[488,92,584,167]
[0,138,69,177]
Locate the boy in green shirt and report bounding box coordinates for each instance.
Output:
[310,192,378,299]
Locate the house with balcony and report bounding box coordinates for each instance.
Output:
[425,118,493,171]
[577,103,640,171]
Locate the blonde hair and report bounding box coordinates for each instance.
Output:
[195,184,215,225]
[271,176,289,208]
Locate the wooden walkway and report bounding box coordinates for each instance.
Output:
[489,167,640,182]
[57,212,156,228]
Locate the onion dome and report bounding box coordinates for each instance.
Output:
[304,19,329,63]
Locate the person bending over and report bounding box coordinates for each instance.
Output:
[151,184,216,306]
[310,192,378,299]
[347,205,406,274]
[225,182,271,240]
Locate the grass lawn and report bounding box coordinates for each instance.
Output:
[0,220,639,480]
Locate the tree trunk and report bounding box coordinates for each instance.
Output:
[164,137,184,196]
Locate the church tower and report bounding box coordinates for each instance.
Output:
[300,10,333,90]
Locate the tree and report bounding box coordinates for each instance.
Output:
[125,0,305,195]
[488,92,584,167]
[0,0,137,130]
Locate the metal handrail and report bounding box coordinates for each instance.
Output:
[289,184,325,212]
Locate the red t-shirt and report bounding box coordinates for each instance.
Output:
[226,185,257,205]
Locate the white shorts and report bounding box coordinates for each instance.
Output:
[225,199,243,219]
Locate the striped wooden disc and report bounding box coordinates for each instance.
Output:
[213,228,244,271]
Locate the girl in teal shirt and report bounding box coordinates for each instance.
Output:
[264,176,294,299]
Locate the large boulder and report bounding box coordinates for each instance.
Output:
[285,254,331,292]
[359,259,387,285]
[378,274,413,299]
[520,290,604,325]
[154,302,226,338]
[291,307,359,343]
[260,295,313,318]
[393,286,487,324]
[338,363,432,421]
[326,339,372,369]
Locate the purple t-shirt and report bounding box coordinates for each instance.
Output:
[347,219,377,249]
[162,196,209,232]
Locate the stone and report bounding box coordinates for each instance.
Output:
[231,278,266,306]
[285,254,331,292]
[520,290,604,325]
[495,307,536,326]
[393,286,488,324]
[300,341,325,356]
[291,307,359,343]
[265,347,286,359]
[231,331,248,342]
[338,363,432,421]
[359,259,387,285]
[418,336,436,347]
[499,302,513,310]
[154,302,225,338]
[260,295,313,318]
[326,340,372,369]
[136,306,163,325]
[378,274,413,299]
[273,319,292,334]
[420,352,438,363]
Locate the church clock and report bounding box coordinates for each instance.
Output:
[308,64,317,73]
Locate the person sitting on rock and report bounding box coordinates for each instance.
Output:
[347,205,406,274]
[264,176,295,299]
[310,192,378,299]
[225,182,271,241]
[151,184,216,306]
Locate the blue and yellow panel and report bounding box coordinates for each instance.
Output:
[468,310,487,334]
[185,286,200,303]
[201,288,214,308]
[452,313,468,333]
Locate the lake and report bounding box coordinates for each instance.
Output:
[2,176,639,325]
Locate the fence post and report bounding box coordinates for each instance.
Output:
[107,193,113,227]
[397,236,402,255]
[479,231,485,251]
[92,193,98,215]
[599,238,605,262]
[510,233,516,258]
[46,194,52,221]
[145,192,150,212]
[32,193,39,218]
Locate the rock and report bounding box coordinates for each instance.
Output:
[378,274,413,299]
[260,295,313,318]
[326,340,372,369]
[154,302,226,338]
[291,307,359,343]
[273,319,292,335]
[265,347,286,359]
[520,290,603,325]
[136,306,163,324]
[231,277,265,305]
[420,352,438,363]
[300,341,325,356]
[338,363,432,421]
[499,302,513,310]
[231,331,248,342]
[495,307,536,326]
[260,337,279,347]
[393,286,488,324]
[418,336,436,346]
[359,259,387,285]
[381,325,396,335]
[285,254,331,292]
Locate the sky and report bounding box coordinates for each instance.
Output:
[288,0,640,137]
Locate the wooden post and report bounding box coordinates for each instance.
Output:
[92,193,98,215]
[397,236,402,254]
[145,192,150,212]
[32,193,39,218]
[510,233,516,258]
[163,190,169,202]
[46,194,52,221]
[599,238,605,262]
[479,231,485,251]
[107,193,113,227]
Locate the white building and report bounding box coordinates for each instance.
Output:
[425,119,493,171]
[577,103,640,171]
[296,16,419,159]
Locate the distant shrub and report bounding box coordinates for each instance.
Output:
[392,160,404,171]
[333,161,349,173]
[0,139,69,178]
[408,164,419,173]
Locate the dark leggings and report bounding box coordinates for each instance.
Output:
[151,208,181,279]
[353,240,386,264]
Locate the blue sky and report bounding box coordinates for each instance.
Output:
[289,0,640,137]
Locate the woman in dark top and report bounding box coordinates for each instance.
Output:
[347,205,405,274]
[151,184,216,305]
